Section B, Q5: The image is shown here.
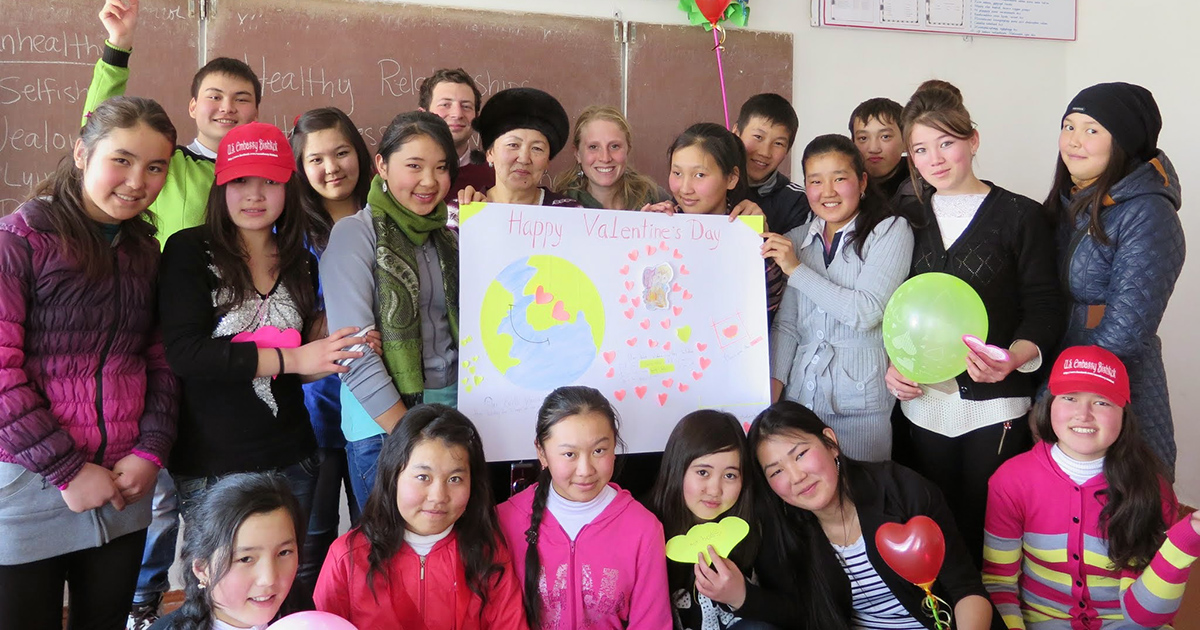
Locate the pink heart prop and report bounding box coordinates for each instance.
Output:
[619,295,629,304]
[625,280,635,290]
[646,244,656,255]
[648,339,658,348]
[663,342,672,351]
[623,308,635,319]
[631,296,642,307]
[672,283,682,293]
[232,326,301,349]
[673,249,683,259]
[659,241,669,251]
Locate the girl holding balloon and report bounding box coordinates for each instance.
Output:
[748,401,996,630]
[763,133,915,462]
[983,346,1200,630]
[884,81,1063,569]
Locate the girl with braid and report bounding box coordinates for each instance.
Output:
[497,386,671,629]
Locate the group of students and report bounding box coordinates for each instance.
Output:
[0,1,1197,629]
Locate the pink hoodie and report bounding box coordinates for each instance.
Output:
[497,483,671,630]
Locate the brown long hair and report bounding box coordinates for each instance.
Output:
[900,80,975,196]
[552,106,660,210]
[203,174,315,321]
[1031,393,1168,571]
[33,96,176,279]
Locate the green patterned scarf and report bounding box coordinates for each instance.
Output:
[368,175,459,399]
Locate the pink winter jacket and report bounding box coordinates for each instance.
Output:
[0,200,178,487]
[497,483,672,630]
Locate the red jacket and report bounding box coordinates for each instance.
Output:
[315,529,529,630]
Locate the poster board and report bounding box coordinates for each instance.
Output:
[458,204,771,461]
[816,0,1076,41]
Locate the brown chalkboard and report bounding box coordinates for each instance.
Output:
[626,23,794,187]
[207,0,622,177]
[0,0,198,215]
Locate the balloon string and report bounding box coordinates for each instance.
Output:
[922,589,953,630]
[712,25,730,128]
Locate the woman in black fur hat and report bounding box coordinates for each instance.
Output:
[456,87,582,208]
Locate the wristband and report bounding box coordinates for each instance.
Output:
[275,347,285,376]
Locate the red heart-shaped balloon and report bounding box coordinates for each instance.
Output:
[874,516,945,587]
[694,0,732,25]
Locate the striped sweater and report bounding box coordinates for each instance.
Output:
[982,441,1200,629]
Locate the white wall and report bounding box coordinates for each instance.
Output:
[393,0,1196,501]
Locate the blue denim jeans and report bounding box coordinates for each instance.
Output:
[132,469,179,606]
[344,434,385,514]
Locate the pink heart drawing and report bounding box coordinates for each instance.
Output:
[692,371,704,380]
[551,301,570,322]
[628,249,639,261]
[648,339,658,348]
[646,244,656,255]
[232,326,301,349]
[673,306,683,316]
[624,280,635,290]
[631,296,642,307]
[680,264,690,275]
[603,351,616,364]
[671,283,682,293]
[534,285,554,304]
[696,343,708,351]
[657,393,669,406]
[619,264,630,275]
[659,241,669,251]
[635,385,648,399]
[723,325,739,338]
[742,421,751,432]
[623,308,635,319]
[606,367,615,378]
[700,357,712,370]
[640,319,651,330]
[627,337,638,346]
[619,294,628,304]
[678,383,690,392]
[662,378,674,388]
[682,290,693,300]
[663,342,672,351]
[660,319,671,329]
[614,389,627,401]
[673,249,683,259]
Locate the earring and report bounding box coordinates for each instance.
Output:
[860,191,866,200]
[835,456,841,473]
[198,582,207,590]
[577,167,585,179]
[381,181,388,193]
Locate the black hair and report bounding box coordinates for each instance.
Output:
[801,133,916,259]
[1030,392,1167,571]
[735,93,799,149]
[203,170,314,322]
[35,95,175,281]
[171,473,303,630]
[376,110,459,185]
[523,386,623,628]
[356,404,504,611]
[190,57,263,106]
[746,401,854,630]
[667,122,750,208]
[1042,136,1134,245]
[648,410,759,593]
[848,97,904,135]
[418,67,483,113]
[289,107,372,253]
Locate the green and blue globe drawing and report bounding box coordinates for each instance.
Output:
[480,255,605,390]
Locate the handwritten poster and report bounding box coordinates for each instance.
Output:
[458,204,770,462]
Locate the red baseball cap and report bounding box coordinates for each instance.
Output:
[215,122,295,186]
[1048,346,1130,407]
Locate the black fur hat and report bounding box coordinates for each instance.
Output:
[473,87,570,159]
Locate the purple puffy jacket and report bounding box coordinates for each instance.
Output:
[0,199,178,487]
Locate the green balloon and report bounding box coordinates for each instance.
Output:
[883,273,988,384]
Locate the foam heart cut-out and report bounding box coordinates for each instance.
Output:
[627,337,638,346]
[635,385,648,399]
[232,326,302,349]
[619,295,628,304]
[606,367,615,378]
[677,326,692,343]
[682,290,693,300]
[603,351,616,364]
[624,308,635,319]
[662,378,674,388]
[657,393,669,406]
[619,265,630,275]
[874,516,946,588]
[693,371,704,380]
[660,319,671,329]
[699,357,712,370]
[678,383,689,392]
[551,301,570,322]
[628,250,639,261]
[640,319,651,330]
[696,343,708,351]
[680,265,690,275]
[614,389,626,401]
[665,517,750,564]
[534,285,553,304]
[673,306,683,316]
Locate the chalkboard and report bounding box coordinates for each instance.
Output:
[0,0,198,215]
[207,0,622,177]
[626,23,794,187]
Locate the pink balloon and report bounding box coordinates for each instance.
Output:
[269,611,359,630]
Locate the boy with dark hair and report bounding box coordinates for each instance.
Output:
[87,0,262,247]
[417,67,494,209]
[849,97,910,201]
[732,93,810,235]
[88,3,262,628]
